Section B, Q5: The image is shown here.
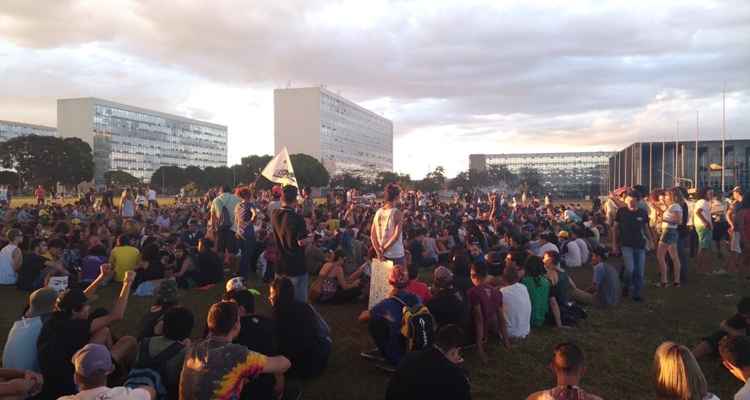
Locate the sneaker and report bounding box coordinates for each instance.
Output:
[360,349,386,362]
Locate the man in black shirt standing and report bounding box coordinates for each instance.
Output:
[271,185,311,302]
[386,324,471,400]
[613,190,654,302]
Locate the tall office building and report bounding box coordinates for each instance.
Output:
[470,152,612,198]
[274,87,393,174]
[609,139,750,192]
[0,119,57,141]
[58,98,227,184]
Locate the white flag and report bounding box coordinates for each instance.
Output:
[261,147,298,187]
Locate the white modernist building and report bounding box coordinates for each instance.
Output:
[274,86,393,174]
[0,119,57,142]
[58,97,227,184]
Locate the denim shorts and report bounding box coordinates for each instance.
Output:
[660,228,679,245]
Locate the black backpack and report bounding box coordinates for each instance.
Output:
[392,296,436,352]
[217,204,232,231]
[124,338,184,400]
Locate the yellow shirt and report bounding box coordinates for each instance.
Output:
[109,245,140,282]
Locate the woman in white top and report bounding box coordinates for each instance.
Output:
[0,229,23,285]
[369,184,404,309]
[120,189,135,218]
[657,188,682,287]
[653,341,720,400]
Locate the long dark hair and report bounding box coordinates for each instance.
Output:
[270,277,296,319]
[524,255,546,286]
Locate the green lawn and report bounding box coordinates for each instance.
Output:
[0,259,746,399]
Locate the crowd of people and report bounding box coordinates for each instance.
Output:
[0,179,746,399]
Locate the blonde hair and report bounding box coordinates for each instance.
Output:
[654,341,709,400]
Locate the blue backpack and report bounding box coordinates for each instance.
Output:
[124,338,184,400]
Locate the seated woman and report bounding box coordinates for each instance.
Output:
[520,255,550,328]
[653,341,719,400]
[132,243,165,293]
[542,251,573,328]
[315,249,363,304]
[270,277,332,378]
[195,238,223,287]
[172,243,198,289]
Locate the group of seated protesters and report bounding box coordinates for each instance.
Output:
[0,182,746,399]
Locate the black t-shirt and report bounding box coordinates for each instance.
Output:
[17,253,45,291]
[426,289,467,329]
[409,240,424,267]
[236,314,276,356]
[137,308,167,340]
[37,311,92,398]
[271,207,307,276]
[386,347,471,400]
[615,207,649,249]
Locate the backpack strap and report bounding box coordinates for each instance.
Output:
[136,338,184,373]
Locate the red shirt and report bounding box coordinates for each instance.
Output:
[34,188,45,199]
[405,280,432,303]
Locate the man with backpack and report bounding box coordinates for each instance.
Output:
[125,306,194,400]
[359,266,433,368]
[386,324,471,400]
[210,185,241,270]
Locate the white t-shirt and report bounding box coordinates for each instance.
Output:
[147,189,156,201]
[662,204,682,229]
[693,199,712,229]
[500,283,531,339]
[563,241,582,268]
[735,379,750,400]
[534,242,559,258]
[0,243,19,285]
[575,238,590,264]
[58,386,151,400]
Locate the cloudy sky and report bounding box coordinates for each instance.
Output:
[1,0,748,178]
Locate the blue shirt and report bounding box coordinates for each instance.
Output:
[2,315,46,372]
[371,291,421,364]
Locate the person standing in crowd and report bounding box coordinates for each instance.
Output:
[121,188,136,219]
[34,185,45,206]
[657,188,683,287]
[727,186,745,275]
[210,185,241,270]
[0,229,23,285]
[385,324,471,400]
[370,183,405,308]
[693,188,715,275]
[179,301,291,400]
[653,341,720,400]
[676,187,691,284]
[271,185,311,302]
[59,343,155,400]
[147,186,158,209]
[614,190,654,301]
[719,335,750,400]
[526,342,602,400]
[235,186,257,279]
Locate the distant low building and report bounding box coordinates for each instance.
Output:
[0,119,57,142]
[609,139,750,192]
[470,151,612,198]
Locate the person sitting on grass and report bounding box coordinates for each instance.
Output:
[179,301,291,400]
[17,238,68,291]
[0,367,43,399]
[404,262,432,303]
[426,266,468,330]
[469,262,511,363]
[719,335,750,400]
[359,266,421,366]
[653,341,720,400]
[37,268,138,399]
[270,277,332,378]
[520,255,551,329]
[109,235,140,283]
[128,306,194,400]
[195,238,224,287]
[2,287,58,373]
[315,249,363,304]
[526,342,602,400]
[498,265,531,340]
[59,343,156,400]
[693,296,750,359]
[569,247,621,308]
[385,324,471,400]
[137,279,180,340]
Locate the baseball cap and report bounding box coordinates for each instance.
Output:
[156,279,178,305]
[388,266,409,289]
[72,344,114,378]
[56,288,91,312]
[28,287,58,317]
[557,230,570,239]
[226,277,247,293]
[433,266,454,288]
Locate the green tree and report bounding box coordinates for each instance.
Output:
[290,153,330,188]
[241,155,273,179]
[487,164,515,187]
[516,167,543,195]
[0,135,94,190]
[330,172,365,190]
[104,170,140,187]
[376,171,412,189]
[0,171,19,188]
[151,166,188,193]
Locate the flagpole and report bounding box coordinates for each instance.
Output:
[695,111,699,189]
[649,141,653,192]
[721,84,726,193]
[661,138,665,188]
[675,120,679,187]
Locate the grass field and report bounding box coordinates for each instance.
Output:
[0,257,746,399]
[9,196,179,208]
